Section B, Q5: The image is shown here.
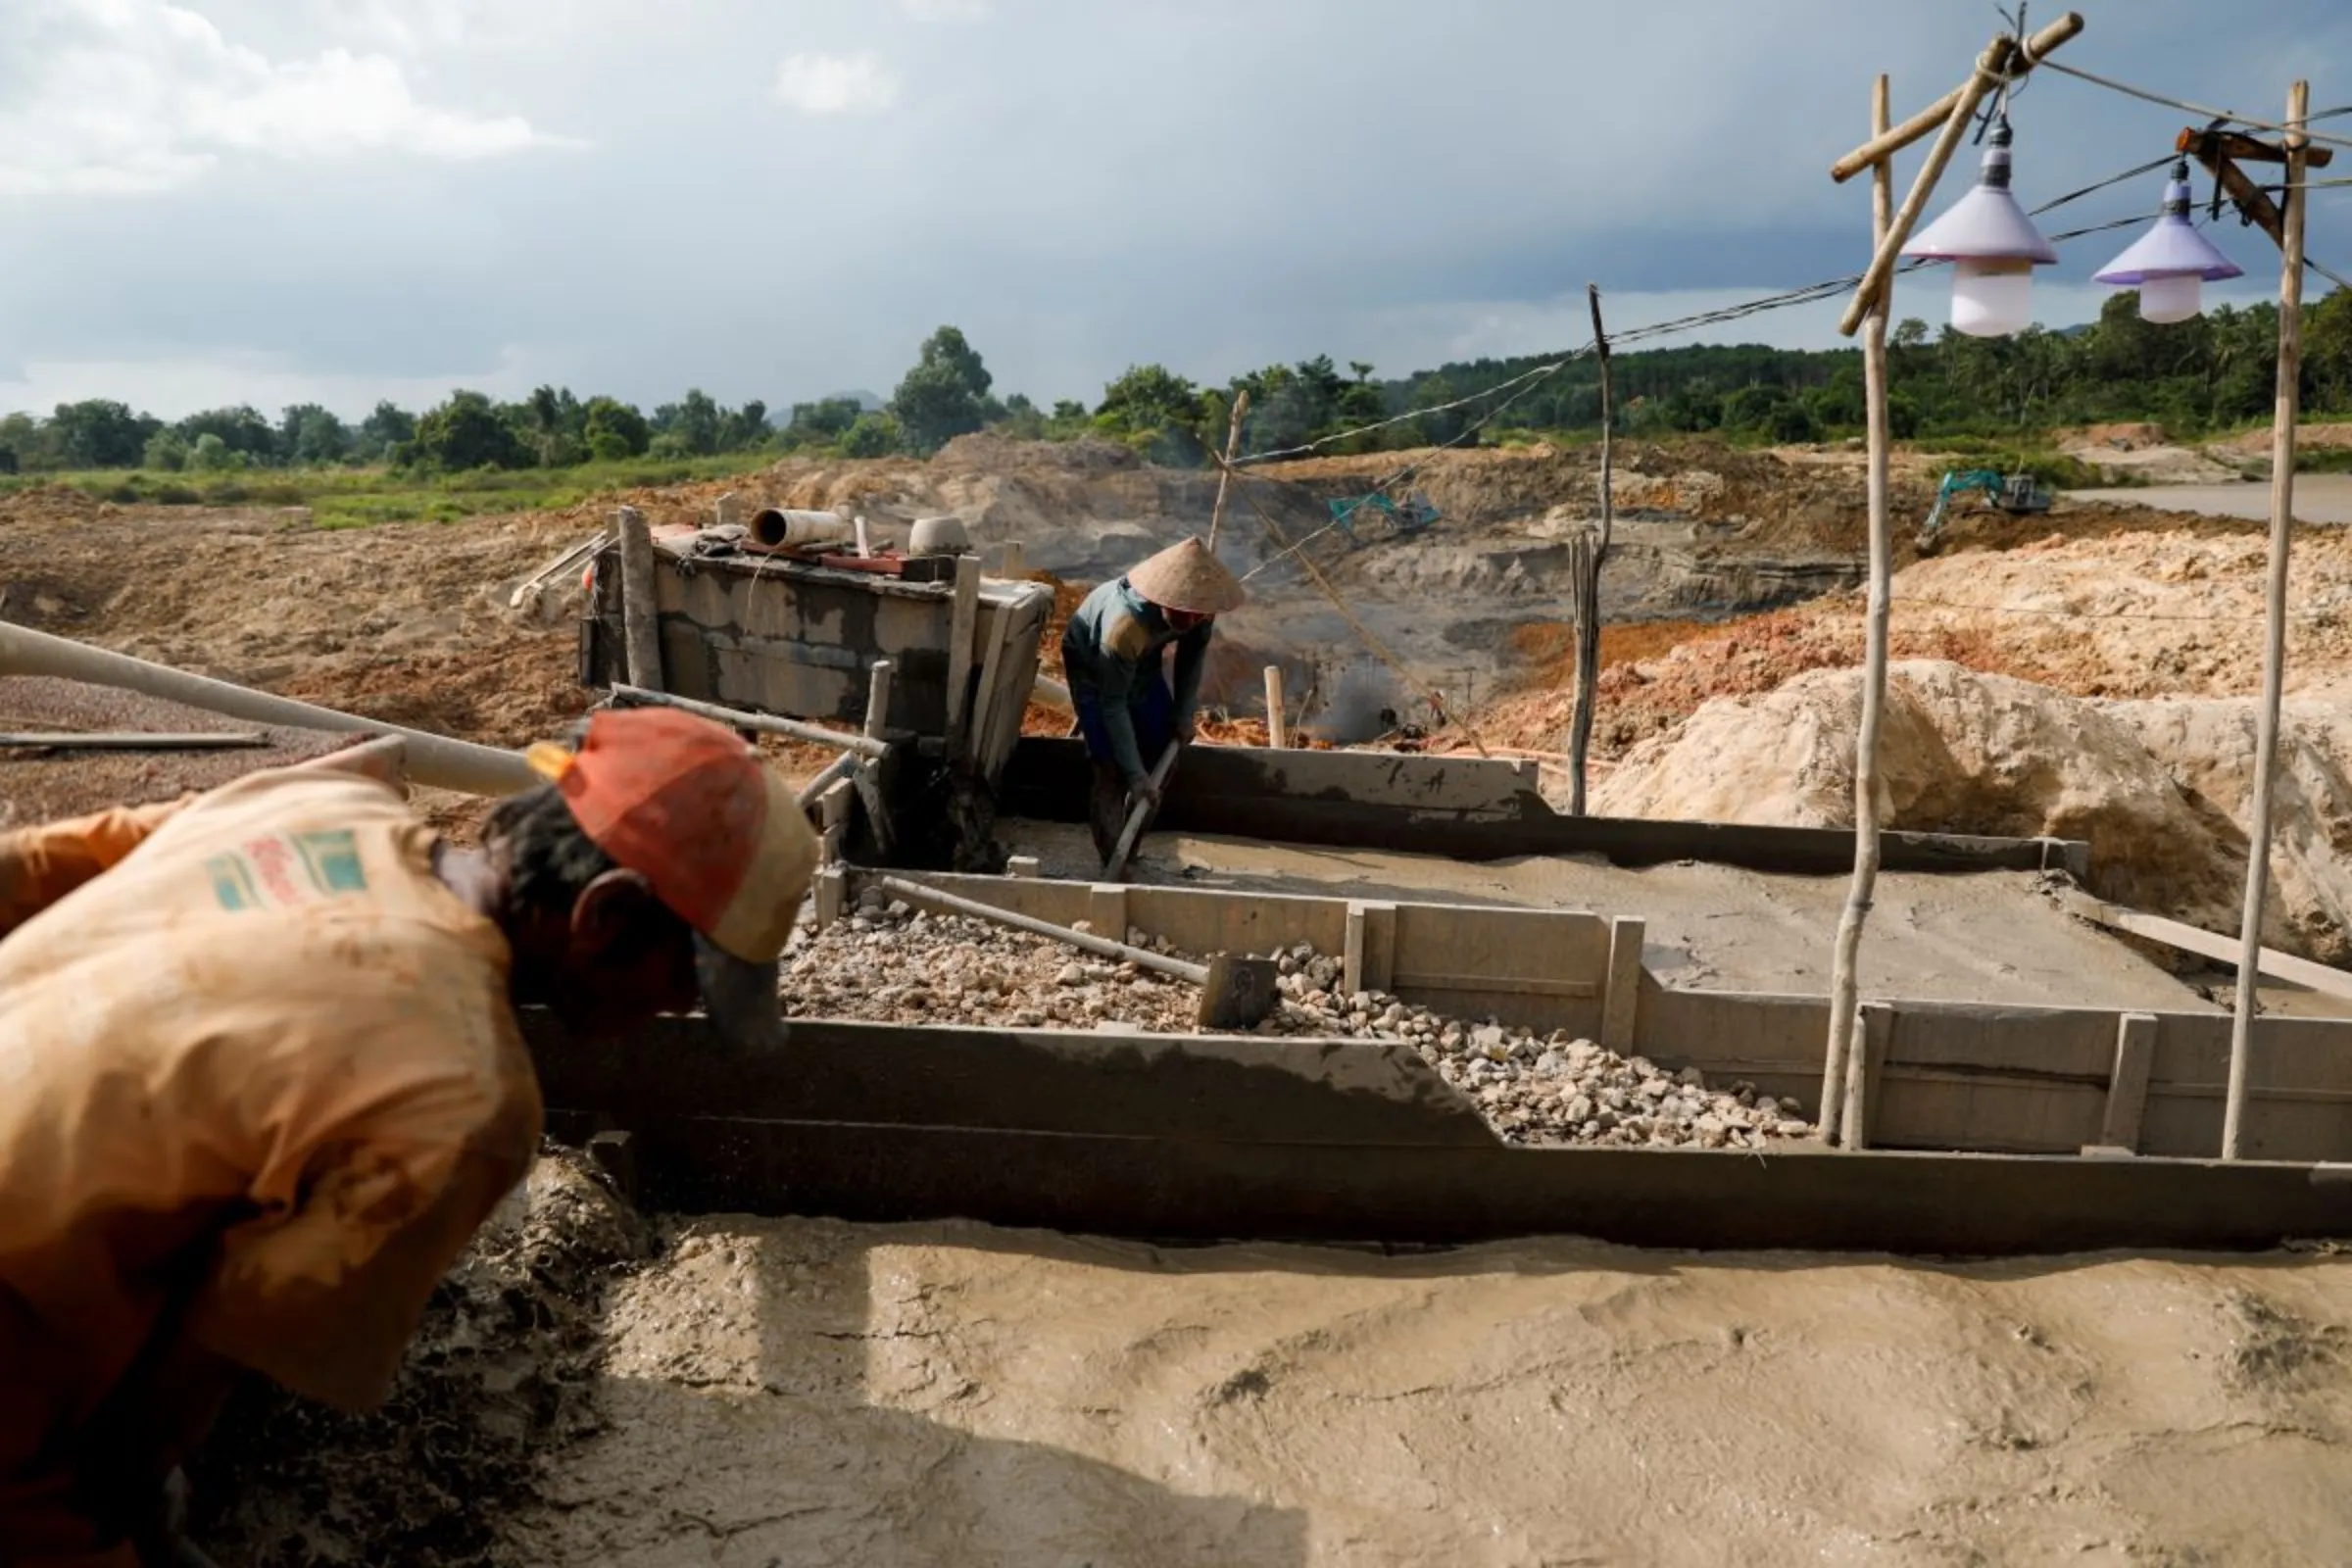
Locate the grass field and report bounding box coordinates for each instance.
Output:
[0,453,777,528]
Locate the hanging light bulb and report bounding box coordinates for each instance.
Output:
[1899,116,2059,337]
[2092,158,2244,323]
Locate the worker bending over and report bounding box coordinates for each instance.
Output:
[1058,535,1248,862]
[0,708,816,1567]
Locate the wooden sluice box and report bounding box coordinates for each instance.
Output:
[578,524,1055,788]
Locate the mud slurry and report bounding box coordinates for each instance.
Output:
[199,1161,2352,1568]
[190,1151,650,1567]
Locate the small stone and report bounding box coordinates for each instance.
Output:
[1677,1066,1706,1089]
[1563,1094,1595,1122]
[1055,963,1086,987]
[1072,920,1095,936]
[1779,1097,1804,1114]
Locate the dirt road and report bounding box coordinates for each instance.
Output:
[2072,473,2352,525]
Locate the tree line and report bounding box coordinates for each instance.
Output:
[8,291,2351,478]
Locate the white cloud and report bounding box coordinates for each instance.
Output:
[771,51,899,117]
[899,0,989,20]
[0,0,561,197]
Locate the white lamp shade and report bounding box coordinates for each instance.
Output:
[2138,272,2202,324]
[1900,132,2059,267]
[1951,258,2035,338]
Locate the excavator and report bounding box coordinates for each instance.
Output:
[1917,467,2052,552]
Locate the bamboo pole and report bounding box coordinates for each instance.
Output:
[1568,283,1615,816]
[0,620,535,798]
[1206,390,1250,552]
[1829,13,2084,182]
[615,506,665,693]
[1264,665,1288,748]
[2224,79,2311,1162]
[607,684,890,760]
[1838,45,2004,338]
[1823,74,1896,1147]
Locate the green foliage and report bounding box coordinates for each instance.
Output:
[142,430,189,472]
[408,390,529,471]
[189,432,241,472]
[582,396,650,461]
[50,399,154,468]
[891,326,995,454]
[839,411,904,459]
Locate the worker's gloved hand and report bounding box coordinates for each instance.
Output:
[1126,778,1161,815]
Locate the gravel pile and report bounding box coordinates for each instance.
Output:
[791,889,1815,1150]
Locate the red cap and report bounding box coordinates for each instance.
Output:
[526,706,817,992]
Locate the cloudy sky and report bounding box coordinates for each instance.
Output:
[2,0,2347,419]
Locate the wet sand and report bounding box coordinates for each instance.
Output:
[1001,821,2212,1014]
[514,1211,2352,1567]
[2072,473,2352,525]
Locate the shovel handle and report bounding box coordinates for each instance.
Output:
[1103,743,1182,881]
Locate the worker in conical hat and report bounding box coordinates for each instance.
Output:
[1059,535,1247,863]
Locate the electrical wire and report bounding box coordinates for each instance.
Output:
[2034,58,2352,156]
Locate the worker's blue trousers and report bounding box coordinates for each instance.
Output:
[1072,670,1175,775]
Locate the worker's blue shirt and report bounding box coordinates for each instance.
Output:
[1060,577,1214,783]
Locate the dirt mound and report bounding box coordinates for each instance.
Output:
[192,1148,650,1567]
[1592,660,2351,961]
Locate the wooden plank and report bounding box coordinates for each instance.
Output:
[2069,893,2352,1003]
[964,604,1019,765]
[1390,973,1598,1001]
[944,555,982,753]
[1601,916,1644,1053]
[1089,884,1130,942]
[2102,1012,2158,1152]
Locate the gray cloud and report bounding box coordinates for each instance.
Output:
[2,0,2348,418]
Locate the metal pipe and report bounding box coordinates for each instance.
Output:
[608,684,890,759]
[749,508,854,551]
[796,752,861,809]
[870,873,1207,985]
[0,620,536,797]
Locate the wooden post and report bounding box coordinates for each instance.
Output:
[2101,1012,2158,1153]
[1264,665,1288,748]
[2226,79,2311,1161]
[944,555,982,755]
[1567,284,1614,817]
[1842,1004,1893,1150]
[1828,13,2085,182]
[1838,49,2002,337]
[1206,390,1250,552]
[1600,915,1644,1054]
[864,658,895,741]
[615,506,665,693]
[1824,74,1895,1147]
[1000,540,1024,579]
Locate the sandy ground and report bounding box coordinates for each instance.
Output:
[506,1210,2352,1568]
[999,820,2212,1014]
[2072,473,2352,525]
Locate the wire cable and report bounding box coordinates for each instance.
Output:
[2035,58,2352,155]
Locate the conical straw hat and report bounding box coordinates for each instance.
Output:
[1127,536,1246,614]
